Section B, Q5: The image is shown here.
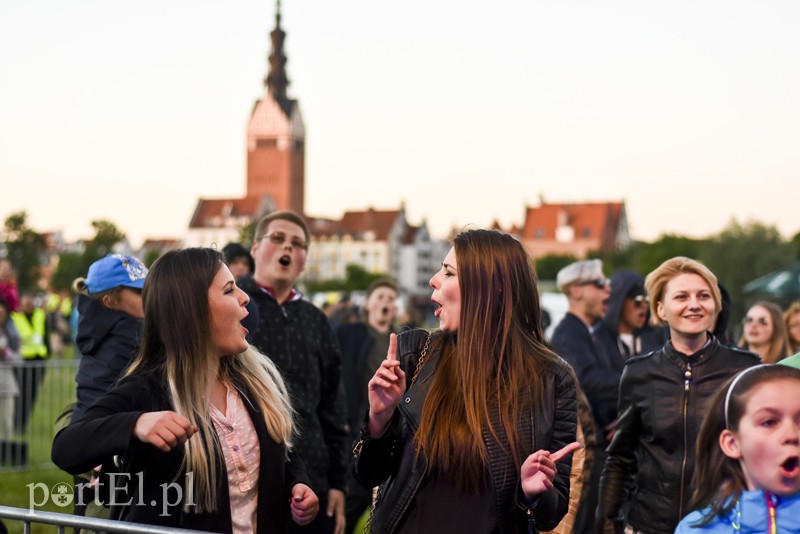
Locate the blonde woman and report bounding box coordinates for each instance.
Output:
[785,301,800,354]
[53,248,318,533]
[598,257,759,534]
[738,301,792,363]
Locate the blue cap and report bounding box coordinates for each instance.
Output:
[85,254,148,294]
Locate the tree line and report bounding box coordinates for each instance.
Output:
[3,210,799,325]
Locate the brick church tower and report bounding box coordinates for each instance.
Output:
[246,0,305,214]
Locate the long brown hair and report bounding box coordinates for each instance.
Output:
[688,364,800,525]
[415,229,564,491]
[126,248,293,513]
[738,301,792,363]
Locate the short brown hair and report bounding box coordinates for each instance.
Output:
[253,210,311,244]
[366,277,397,298]
[644,256,721,325]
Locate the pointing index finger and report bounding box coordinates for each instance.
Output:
[387,333,398,362]
[550,441,582,463]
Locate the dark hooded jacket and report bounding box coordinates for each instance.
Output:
[73,293,141,422]
[595,270,664,361]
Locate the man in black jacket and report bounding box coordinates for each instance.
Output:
[335,278,398,533]
[240,210,349,534]
[550,259,614,534]
[595,270,664,362]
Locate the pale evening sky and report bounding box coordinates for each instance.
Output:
[1,0,798,248]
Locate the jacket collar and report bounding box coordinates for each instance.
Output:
[664,332,718,367]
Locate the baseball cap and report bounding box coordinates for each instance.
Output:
[556,259,605,293]
[85,254,148,294]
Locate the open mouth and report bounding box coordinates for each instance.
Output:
[278,255,291,266]
[780,456,800,478]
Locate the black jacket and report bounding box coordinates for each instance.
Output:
[238,275,349,496]
[597,336,759,534]
[551,312,620,445]
[73,294,141,422]
[52,373,310,533]
[353,329,577,533]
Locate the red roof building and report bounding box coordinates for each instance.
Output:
[517,201,630,259]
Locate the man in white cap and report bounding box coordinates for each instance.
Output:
[550,259,614,533]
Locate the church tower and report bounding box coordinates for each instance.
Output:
[246,0,305,214]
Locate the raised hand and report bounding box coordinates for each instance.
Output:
[133,411,198,452]
[290,483,319,526]
[367,333,406,436]
[520,441,582,499]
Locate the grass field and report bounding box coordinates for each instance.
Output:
[1,348,79,533]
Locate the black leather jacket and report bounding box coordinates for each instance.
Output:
[597,335,759,534]
[353,329,578,533]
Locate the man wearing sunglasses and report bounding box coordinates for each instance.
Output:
[240,210,349,534]
[596,270,664,362]
[550,259,615,534]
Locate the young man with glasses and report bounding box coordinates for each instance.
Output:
[550,259,616,534]
[240,210,349,534]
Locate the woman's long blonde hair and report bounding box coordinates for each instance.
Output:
[126,248,293,513]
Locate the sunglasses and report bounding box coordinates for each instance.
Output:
[743,316,769,326]
[258,232,308,251]
[630,295,649,306]
[577,278,610,289]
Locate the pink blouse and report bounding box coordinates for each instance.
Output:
[210,383,261,534]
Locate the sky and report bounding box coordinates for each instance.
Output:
[1,0,799,248]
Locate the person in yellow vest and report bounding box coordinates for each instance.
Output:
[10,292,49,432]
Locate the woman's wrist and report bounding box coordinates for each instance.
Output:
[368,409,392,438]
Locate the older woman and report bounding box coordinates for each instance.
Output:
[53,248,318,533]
[738,301,792,363]
[597,257,760,534]
[353,229,579,533]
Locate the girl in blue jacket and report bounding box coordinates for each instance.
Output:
[676,364,800,533]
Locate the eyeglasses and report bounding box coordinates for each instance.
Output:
[631,295,649,307]
[258,232,308,251]
[743,316,769,326]
[577,278,610,289]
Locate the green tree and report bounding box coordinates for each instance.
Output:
[239,221,256,248]
[50,251,84,292]
[3,211,46,292]
[534,254,578,281]
[83,220,126,264]
[700,219,794,324]
[304,264,386,293]
[790,230,800,261]
[144,249,161,268]
[636,234,706,276]
[50,220,126,293]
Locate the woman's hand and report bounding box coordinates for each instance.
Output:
[133,411,198,452]
[520,441,582,499]
[367,333,406,437]
[290,483,319,526]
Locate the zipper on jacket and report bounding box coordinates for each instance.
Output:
[280,305,288,320]
[678,361,692,521]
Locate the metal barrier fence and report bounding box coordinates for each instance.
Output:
[1,359,79,472]
[0,505,214,534]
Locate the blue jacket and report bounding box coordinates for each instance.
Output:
[675,490,800,533]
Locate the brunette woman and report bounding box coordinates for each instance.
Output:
[53,248,317,533]
[353,229,579,533]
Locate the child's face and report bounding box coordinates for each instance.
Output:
[723,379,800,496]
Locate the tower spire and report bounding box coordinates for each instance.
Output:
[265,0,289,105]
